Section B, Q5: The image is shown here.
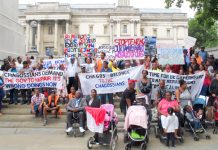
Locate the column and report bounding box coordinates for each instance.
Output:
[110,20,114,45]
[173,26,177,43]
[54,20,58,55]
[136,20,141,36]
[37,20,41,53]
[116,20,120,37]
[130,20,134,37]
[25,21,30,52]
[66,20,70,34]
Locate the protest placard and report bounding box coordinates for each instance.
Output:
[184,36,197,49]
[157,43,184,65]
[3,70,64,90]
[79,65,144,95]
[114,38,145,60]
[43,58,65,69]
[64,34,96,57]
[96,45,115,60]
[144,36,157,56]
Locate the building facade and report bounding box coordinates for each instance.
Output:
[18,0,188,57]
[0,0,25,61]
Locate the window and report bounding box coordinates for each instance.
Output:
[153,28,157,36]
[122,25,127,34]
[48,26,53,35]
[104,25,108,34]
[140,28,144,36]
[89,25,93,34]
[167,29,171,37]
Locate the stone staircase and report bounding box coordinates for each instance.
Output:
[0,98,125,131]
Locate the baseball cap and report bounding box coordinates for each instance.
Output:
[128,79,137,84]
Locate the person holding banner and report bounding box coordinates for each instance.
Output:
[66,57,80,93]
[175,80,192,108]
[0,74,5,116]
[100,61,113,104]
[138,70,152,100]
[8,62,18,105]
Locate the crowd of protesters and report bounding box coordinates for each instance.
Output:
[0,46,217,135]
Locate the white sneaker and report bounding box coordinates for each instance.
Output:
[79,127,85,133]
[66,127,73,133]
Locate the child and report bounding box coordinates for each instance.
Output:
[184,105,203,132]
[164,107,178,147]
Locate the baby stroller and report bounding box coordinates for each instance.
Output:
[86,104,118,150]
[213,96,218,134]
[184,97,211,141]
[124,105,149,150]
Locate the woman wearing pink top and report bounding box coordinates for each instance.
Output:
[158,91,180,138]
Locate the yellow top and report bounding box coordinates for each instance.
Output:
[108,61,120,72]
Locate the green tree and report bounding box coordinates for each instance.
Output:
[188,12,218,47]
[165,0,218,20]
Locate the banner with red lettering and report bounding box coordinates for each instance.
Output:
[3,70,64,90]
[114,38,145,60]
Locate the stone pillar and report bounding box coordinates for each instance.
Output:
[25,21,30,52]
[173,26,177,43]
[66,20,70,34]
[117,20,120,37]
[130,20,134,37]
[54,20,58,55]
[136,20,140,36]
[110,20,114,45]
[37,20,41,53]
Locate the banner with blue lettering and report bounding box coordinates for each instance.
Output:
[78,65,143,95]
[43,58,65,69]
[3,70,64,90]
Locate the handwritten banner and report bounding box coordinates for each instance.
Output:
[96,45,115,60]
[147,70,205,100]
[64,34,96,57]
[43,58,65,69]
[114,38,145,60]
[3,70,64,90]
[79,65,144,95]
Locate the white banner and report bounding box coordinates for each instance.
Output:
[43,58,65,69]
[184,36,197,49]
[147,71,205,101]
[96,45,115,60]
[79,65,144,95]
[3,70,64,90]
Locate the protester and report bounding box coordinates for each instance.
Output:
[188,66,194,75]
[164,64,172,73]
[157,91,180,139]
[1,59,10,71]
[84,57,95,73]
[108,60,120,72]
[198,46,208,64]
[152,62,161,72]
[66,57,80,93]
[120,79,137,116]
[43,90,61,126]
[0,74,5,116]
[68,87,76,102]
[144,55,152,70]
[66,90,87,133]
[100,61,113,104]
[31,89,45,117]
[95,52,106,72]
[124,60,131,69]
[195,53,202,66]
[183,49,190,72]
[155,80,166,104]
[189,58,200,72]
[20,61,32,104]
[175,79,192,108]
[208,72,218,106]
[138,70,152,99]
[8,63,18,104]
[206,60,214,77]
[200,71,211,96]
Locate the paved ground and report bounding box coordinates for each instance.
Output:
[0,128,217,150]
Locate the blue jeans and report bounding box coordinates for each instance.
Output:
[0,89,5,111]
[10,89,18,103]
[191,120,201,129]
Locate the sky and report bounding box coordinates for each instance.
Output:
[19,0,196,18]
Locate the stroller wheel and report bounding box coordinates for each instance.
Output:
[110,138,116,150]
[87,137,94,149]
[206,135,211,140]
[140,143,147,150]
[125,144,131,150]
[179,137,184,143]
[194,137,199,141]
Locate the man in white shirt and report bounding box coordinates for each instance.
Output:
[15,57,23,72]
[66,57,80,93]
